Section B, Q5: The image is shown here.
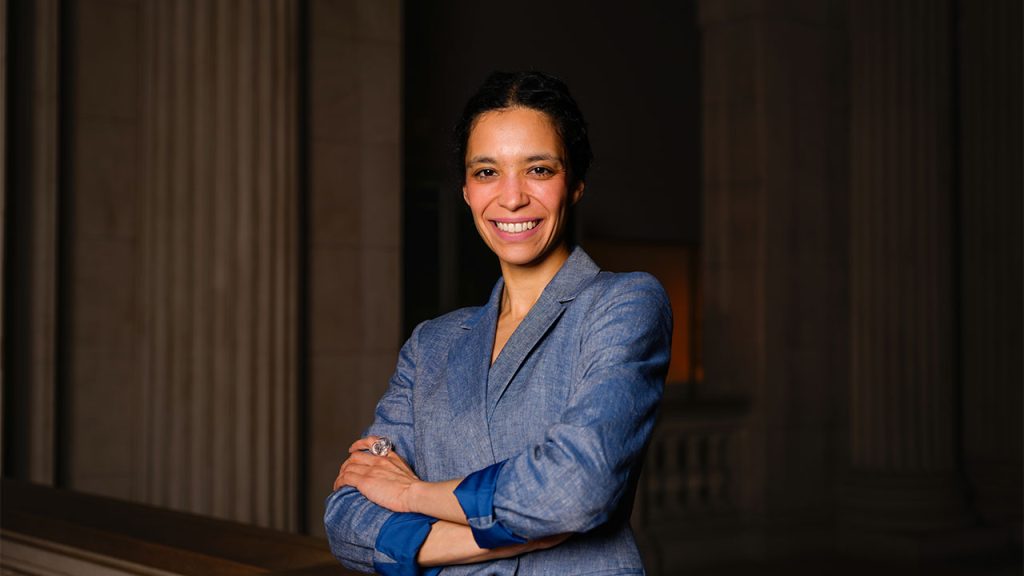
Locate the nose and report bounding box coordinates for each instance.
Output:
[497,174,529,211]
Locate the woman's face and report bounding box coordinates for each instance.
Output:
[463,107,583,271]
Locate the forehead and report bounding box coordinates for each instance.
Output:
[467,107,563,155]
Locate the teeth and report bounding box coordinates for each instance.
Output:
[496,220,538,233]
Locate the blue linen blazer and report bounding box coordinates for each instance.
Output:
[325,247,672,575]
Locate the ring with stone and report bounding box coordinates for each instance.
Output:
[370,437,393,457]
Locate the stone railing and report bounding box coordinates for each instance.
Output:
[631,394,748,575]
[635,394,747,524]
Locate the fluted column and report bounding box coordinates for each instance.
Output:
[3,0,59,485]
[959,0,1023,530]
[0,1,5,439]
[846,0,966,532]
[699,0,848,537]
[27,0,59,489]
[138,0,299,530]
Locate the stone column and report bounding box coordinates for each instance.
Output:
[136,0,299,530]
[959,0,1023,531]
[699,0,848,556]
[3,0,60,486]
[845,0,968,540]
[306,0,402,536]
[27,0,60,489]
[0,0,5,459]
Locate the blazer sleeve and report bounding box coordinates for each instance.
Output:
[454,273,671,544]
[324,323,438,575]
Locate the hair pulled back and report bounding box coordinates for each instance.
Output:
[454,71,593,192]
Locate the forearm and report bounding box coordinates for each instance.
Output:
[323,487,391,573]
[417,520,567,567]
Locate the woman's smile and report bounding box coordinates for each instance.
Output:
[492,218,541,237]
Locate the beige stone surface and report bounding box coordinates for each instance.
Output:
[310,30,359,143]
[0,0,5,435]
[306,0,402,535]
[310,246,360,354]
[358,248,400,352]
[311,0,358,41]
[66,0,143,502]
[68,341,137,499]
[358,142,401,248]
[70,239,137,348]
[355,0,400,42]
[74,120,139,240]
[4,0,400,536]
[310,141,362,246]
[76,0,139,120]
[26,0,60,487]
[308,352,362,502]
[356,40,400,144]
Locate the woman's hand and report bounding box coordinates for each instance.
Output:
[333,436,421,513]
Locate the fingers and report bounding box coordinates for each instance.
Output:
[334,460,351,491]
[332,452,398,491]
[335,436,415,491]
[348,437,378,453]
[334,459,376,491]
[333,457,365,491]
[348,437,410,465]
[334,464,358,491]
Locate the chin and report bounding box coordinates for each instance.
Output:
[495,252,539,268]
[496,245,560,269]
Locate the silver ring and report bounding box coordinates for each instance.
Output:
[370,437,393,457]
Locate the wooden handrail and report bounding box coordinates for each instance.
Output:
[0,479,354,575]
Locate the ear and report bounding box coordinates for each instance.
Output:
[462,185,469,205]
[571,182,585,205]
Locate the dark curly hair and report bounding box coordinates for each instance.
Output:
[454,71,593,193]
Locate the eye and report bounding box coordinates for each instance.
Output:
[528,166,555,177]
[473,168,498,179]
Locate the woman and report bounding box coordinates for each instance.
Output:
[324,71,672,575]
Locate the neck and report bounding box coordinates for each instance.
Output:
[498,244,572,321]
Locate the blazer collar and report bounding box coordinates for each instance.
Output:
[457,246,602,331]
[450,247,602,422]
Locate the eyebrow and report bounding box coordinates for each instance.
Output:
[526,153,563,164]
[466,153,564,165]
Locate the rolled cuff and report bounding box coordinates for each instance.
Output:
[373,512,442,576]
[454,461,527,549]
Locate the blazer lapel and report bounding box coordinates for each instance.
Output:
[486,247,602,416]
[486,297,566,416]
[446,280,502,462]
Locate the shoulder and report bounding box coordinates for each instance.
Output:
[424,306,481,329]
[560,269,672,348]
[580,270,671,318]
[405,306,481,348]
[393,306,483,374]
[589,270,669,297]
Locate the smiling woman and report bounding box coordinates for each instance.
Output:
[323,71,672,576]
[462,107,582,278]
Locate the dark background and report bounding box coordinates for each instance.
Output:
[2,1,1020,575]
